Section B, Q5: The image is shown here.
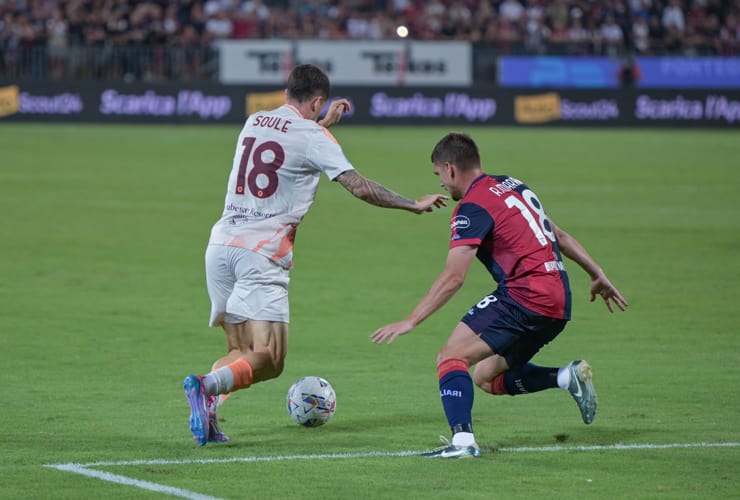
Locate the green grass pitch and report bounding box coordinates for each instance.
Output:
[1,123,739,499]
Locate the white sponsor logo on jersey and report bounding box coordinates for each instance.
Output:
[451,215,470,230]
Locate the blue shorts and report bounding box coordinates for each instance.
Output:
[461,292,568,370]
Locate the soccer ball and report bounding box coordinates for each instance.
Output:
[286,376,336,427]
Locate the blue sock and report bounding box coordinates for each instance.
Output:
[438,359,474,429]
[503,363,558,395]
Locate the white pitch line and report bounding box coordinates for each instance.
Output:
[54,450,421,468]
[498,441,740,453]
[44,442,739,500]
[46,441,740,469]
[45,463,222,500]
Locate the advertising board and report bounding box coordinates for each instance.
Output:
[498,56,740,89]
[218,40,472,86]
[1,82,737,127]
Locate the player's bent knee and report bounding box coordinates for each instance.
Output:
[476,380,493,394]
[472,370,488,388]
[436,346,462,364]
[472,371,493,394]
[254,352,285,381]
[270,358,285,379]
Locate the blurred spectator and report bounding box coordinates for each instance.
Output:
[662,0,686,33]
[172,24,207,80]
[242,0,270,24]
[630,0,652,22]
[45,8,68,79]
[547,0,571,30]
[231,10,259,38]
[600,14,625,56]
[367,11,394,39]
[204,5,233,41]
[719,13,739,55]
[448,0,472,25]
[648,12,666,48]
[568,16,593,55]
[496,16,523,53]
[525,16,552,54]
[499,0,525,25]
[525,0,546,26]
[346,9,371,39]
[633,15,651,53]
[663,24,684,53]
[701,12,723,54]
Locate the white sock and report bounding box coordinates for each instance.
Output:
[452,432,476,447]
[556,366,571,390]
[204,366,235,395]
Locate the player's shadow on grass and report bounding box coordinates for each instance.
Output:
[481,425,671,451]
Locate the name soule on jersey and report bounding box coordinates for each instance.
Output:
[450,175,572,320]
[209,104,354,269]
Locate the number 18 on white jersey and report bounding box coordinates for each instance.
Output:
[208,104,354,269]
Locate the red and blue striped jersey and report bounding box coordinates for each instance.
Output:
[450,174,571,319]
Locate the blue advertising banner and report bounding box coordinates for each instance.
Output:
[499,56,740,89]
[499,57,622,88]
[636,57,740,88]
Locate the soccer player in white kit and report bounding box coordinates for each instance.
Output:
[183,64,448,446]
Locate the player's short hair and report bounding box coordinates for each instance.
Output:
[287,64,331,103]
[431,132,481,171]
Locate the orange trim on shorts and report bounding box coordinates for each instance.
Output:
[228,358,253,390]
[437,358,469,380]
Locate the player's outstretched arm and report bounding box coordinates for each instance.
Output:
[336,170,448,214]
[371,245,477,344]
[553,223,628,313]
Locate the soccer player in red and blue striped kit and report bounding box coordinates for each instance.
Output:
[372,132,628,459]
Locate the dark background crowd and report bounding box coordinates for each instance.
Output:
[1,0,738,81]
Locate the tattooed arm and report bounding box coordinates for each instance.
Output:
[335,170,448,214]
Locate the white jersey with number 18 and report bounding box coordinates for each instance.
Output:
[208,104,354,269]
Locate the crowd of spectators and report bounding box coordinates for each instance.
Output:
[1,0,738,81]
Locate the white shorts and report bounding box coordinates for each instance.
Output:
[205,245,290,327]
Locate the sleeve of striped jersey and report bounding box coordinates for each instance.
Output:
[450,202,493,248]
